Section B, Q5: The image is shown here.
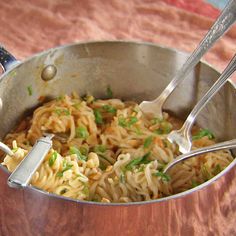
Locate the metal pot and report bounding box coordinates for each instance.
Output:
[0,41,235,236]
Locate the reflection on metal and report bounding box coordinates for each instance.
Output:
[41,64,57,81]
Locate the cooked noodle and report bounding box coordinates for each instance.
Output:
[1,94,233,203]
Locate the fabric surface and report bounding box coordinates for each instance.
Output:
[0,0,235,74]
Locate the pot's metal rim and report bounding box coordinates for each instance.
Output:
[1,157,236,206]
[1,39,236,88]
[0,40,235,206]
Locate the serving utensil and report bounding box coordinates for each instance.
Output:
[163,139,236,173]
[139,0,236,118]
[0,142,14,156]
[8,134,53,188]
[167,53,236,154]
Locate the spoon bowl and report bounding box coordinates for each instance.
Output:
[167,53,236,153]
[139,0,236,118]
[163,139,236,173]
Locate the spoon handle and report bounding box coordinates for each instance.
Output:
[157,0,236,106]
[8,135,53,188]
[0,142,14,156]
[181,53,236,134]
[163,139,236,173]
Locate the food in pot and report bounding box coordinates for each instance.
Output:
[1,93,233,203]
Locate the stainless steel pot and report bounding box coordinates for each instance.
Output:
[0,41,235,236]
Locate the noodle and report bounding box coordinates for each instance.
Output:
[1,94,234,203]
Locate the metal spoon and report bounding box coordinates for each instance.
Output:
[8,134,53,188]
[167,53,236,154]
[0,142,14,156]
[139,0,236,118]
[163,139,236,173]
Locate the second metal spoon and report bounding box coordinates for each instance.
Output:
[163,139,236,173]
[167,53,236,154]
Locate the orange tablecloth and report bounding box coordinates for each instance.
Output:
[0,0,235,73]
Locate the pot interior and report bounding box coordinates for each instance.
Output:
[0,41,235,199]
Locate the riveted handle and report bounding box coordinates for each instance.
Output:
[0,45,19,72]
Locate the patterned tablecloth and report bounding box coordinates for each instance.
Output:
[0,0,235,73]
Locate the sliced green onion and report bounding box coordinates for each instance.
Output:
[56,160,73,177]
[48,151,58,167]
[201,165,212,181]
[94,109,103,124]
[75,126,89,139]
[119,171,125,183]
[72,102,81,110]
[192,129,215,140]
[27,85,33,96]
[69,146,87,161]
[125,153,151,170]
[213,164,222,175]
[118,116,127,127]
[118,116,138,128]
[191,180,200,188]
[102,105,117,114]
[54,109,70,116]
[154,121,172,134]
[83,95,94,103]
[153,171,171,182]
[82,183,89,197]
[106,85,113,98]
[128,117,138,126]
[94,145,107,153]
[151,117,163,125]
[143,136,153,148]
[56,95,65,101]
[79,146,89,156]
[12,147,19,153]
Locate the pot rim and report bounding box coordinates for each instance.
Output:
[0,40,235,206]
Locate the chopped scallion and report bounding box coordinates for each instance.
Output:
[102,105,117,114]
[192,129,215,140]
[143,136,153,148]
[213,164,222,175]
[128,117,138,126]
[94,109,103,124]
[118,116,127,127]
[106,85,113,98]
[69,146,87,161]
[54,109,70,116]
[56,95,65,101]
[153,171,171,182]
[191,180,200,188]
[94,145,107,153]
[56,160,73,177]
[201,165,212,181]
[120,172,125,183]
[48,151,58,167]
[125,153,151,170]
[27,85,33,96]
[118,116,138,128]
[75,126,89,139]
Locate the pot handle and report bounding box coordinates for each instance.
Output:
[0,45,19,72]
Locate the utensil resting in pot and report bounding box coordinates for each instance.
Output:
[139,0,236,118]
[163,139,236,173]
[0,142,14,156]
[167,53,236,154]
